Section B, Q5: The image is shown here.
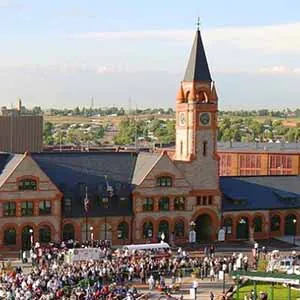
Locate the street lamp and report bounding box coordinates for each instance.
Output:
[189,221,196,248]
[29,229,33,249]
[90,226,94,247]
[161,232,165,243]
[293,219,297,246]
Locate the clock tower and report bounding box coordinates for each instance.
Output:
[175,27,218,163]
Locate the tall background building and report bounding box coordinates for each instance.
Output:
[0,100,43,153]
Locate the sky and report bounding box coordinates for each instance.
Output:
[0,0,300,110]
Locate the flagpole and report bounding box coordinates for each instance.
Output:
[85,186,88,243]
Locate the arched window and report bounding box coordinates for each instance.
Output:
[253,216,263,233]
[159,197,169,211]
[157,176,172,187]
[271,215,280,231]
[174,221,185,238]
[39,226,51,244]
[63,198,72,215]
[18,178,37,191]
[118,222,129,240]
[158,221,169,242]
[285,214,297,236]
[143,222,153,239]
[174,197,185,210]
[63,224,75,241]
[4,228,16,245]
[81,223,92,241]
[143,198,153,211]
[224,218,233,234]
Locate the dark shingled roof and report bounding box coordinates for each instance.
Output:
[32,152,137,217]
[183,29,212,82]
[221,176,300,212]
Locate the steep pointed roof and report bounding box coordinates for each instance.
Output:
[183,29,212,82]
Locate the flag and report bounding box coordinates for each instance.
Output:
[105,176,114,197]
[84,186,90,213]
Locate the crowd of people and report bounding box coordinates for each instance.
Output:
[0,240,254,300]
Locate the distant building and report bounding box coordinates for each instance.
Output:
[0,100,43,153]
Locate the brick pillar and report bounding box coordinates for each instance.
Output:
[169,197,174,211]
[291,155,299,175]
[260,154,269,175]
[231,154,239,176]
[154,197,159,212]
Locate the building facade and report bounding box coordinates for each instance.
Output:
[218,143,300,176]
[0,101,43,153]
[0,28,300,253]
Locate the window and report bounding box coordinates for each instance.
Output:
[39,226,51,243]
[174,221,185,237]
[224,218,232,234]
[202,196,207,205]
[118,222,129,240]
[239,154,262,176]
[253,216,263,233]
[203,141,207,156]
[63,198,72,215]
[271,215,280,231]
[39,200,51,215]
[143,198,153,211]
[174,197,185,210]
[21,201,33,216]
[157,176,172,187]
[102,197,109,209]
[180,141,183,155]
[196,196,201,206]
[159,197,169,211]
[208,196,213,205]
[4,228,16,245]
[143,222,153,239]
[18,178,37,191]
[3,202,16,217]
[63,224,75,241]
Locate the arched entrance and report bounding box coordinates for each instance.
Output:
[236,217,249,240]
[63,224,75,241]
[195,214,212,242]
[158,220,169,242]
[22,226,34,250]
[285,215,297,236]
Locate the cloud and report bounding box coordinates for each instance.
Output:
[258,65,300,75]
[69,22,300,55]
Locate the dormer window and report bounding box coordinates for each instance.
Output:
[157,176,172,187]
[18,178,37,191]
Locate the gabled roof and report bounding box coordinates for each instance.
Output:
[221,176,300,211]
[131,152,161,185]
[183,29,212,82]
[0,153,24,188]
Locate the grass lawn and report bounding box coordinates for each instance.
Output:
[233,283,300,300]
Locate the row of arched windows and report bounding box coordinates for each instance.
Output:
[223,214,298,236]
[3,226,52,246]
[143,197,185,212]
[143,220,185,239]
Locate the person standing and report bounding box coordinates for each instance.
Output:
[210,290,215,300]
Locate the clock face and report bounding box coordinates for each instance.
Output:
[179,112,186,126]
[199,112,211,126]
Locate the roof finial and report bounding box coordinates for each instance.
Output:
[196,17,201,31]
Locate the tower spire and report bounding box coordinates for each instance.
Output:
[183,21,212,82]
